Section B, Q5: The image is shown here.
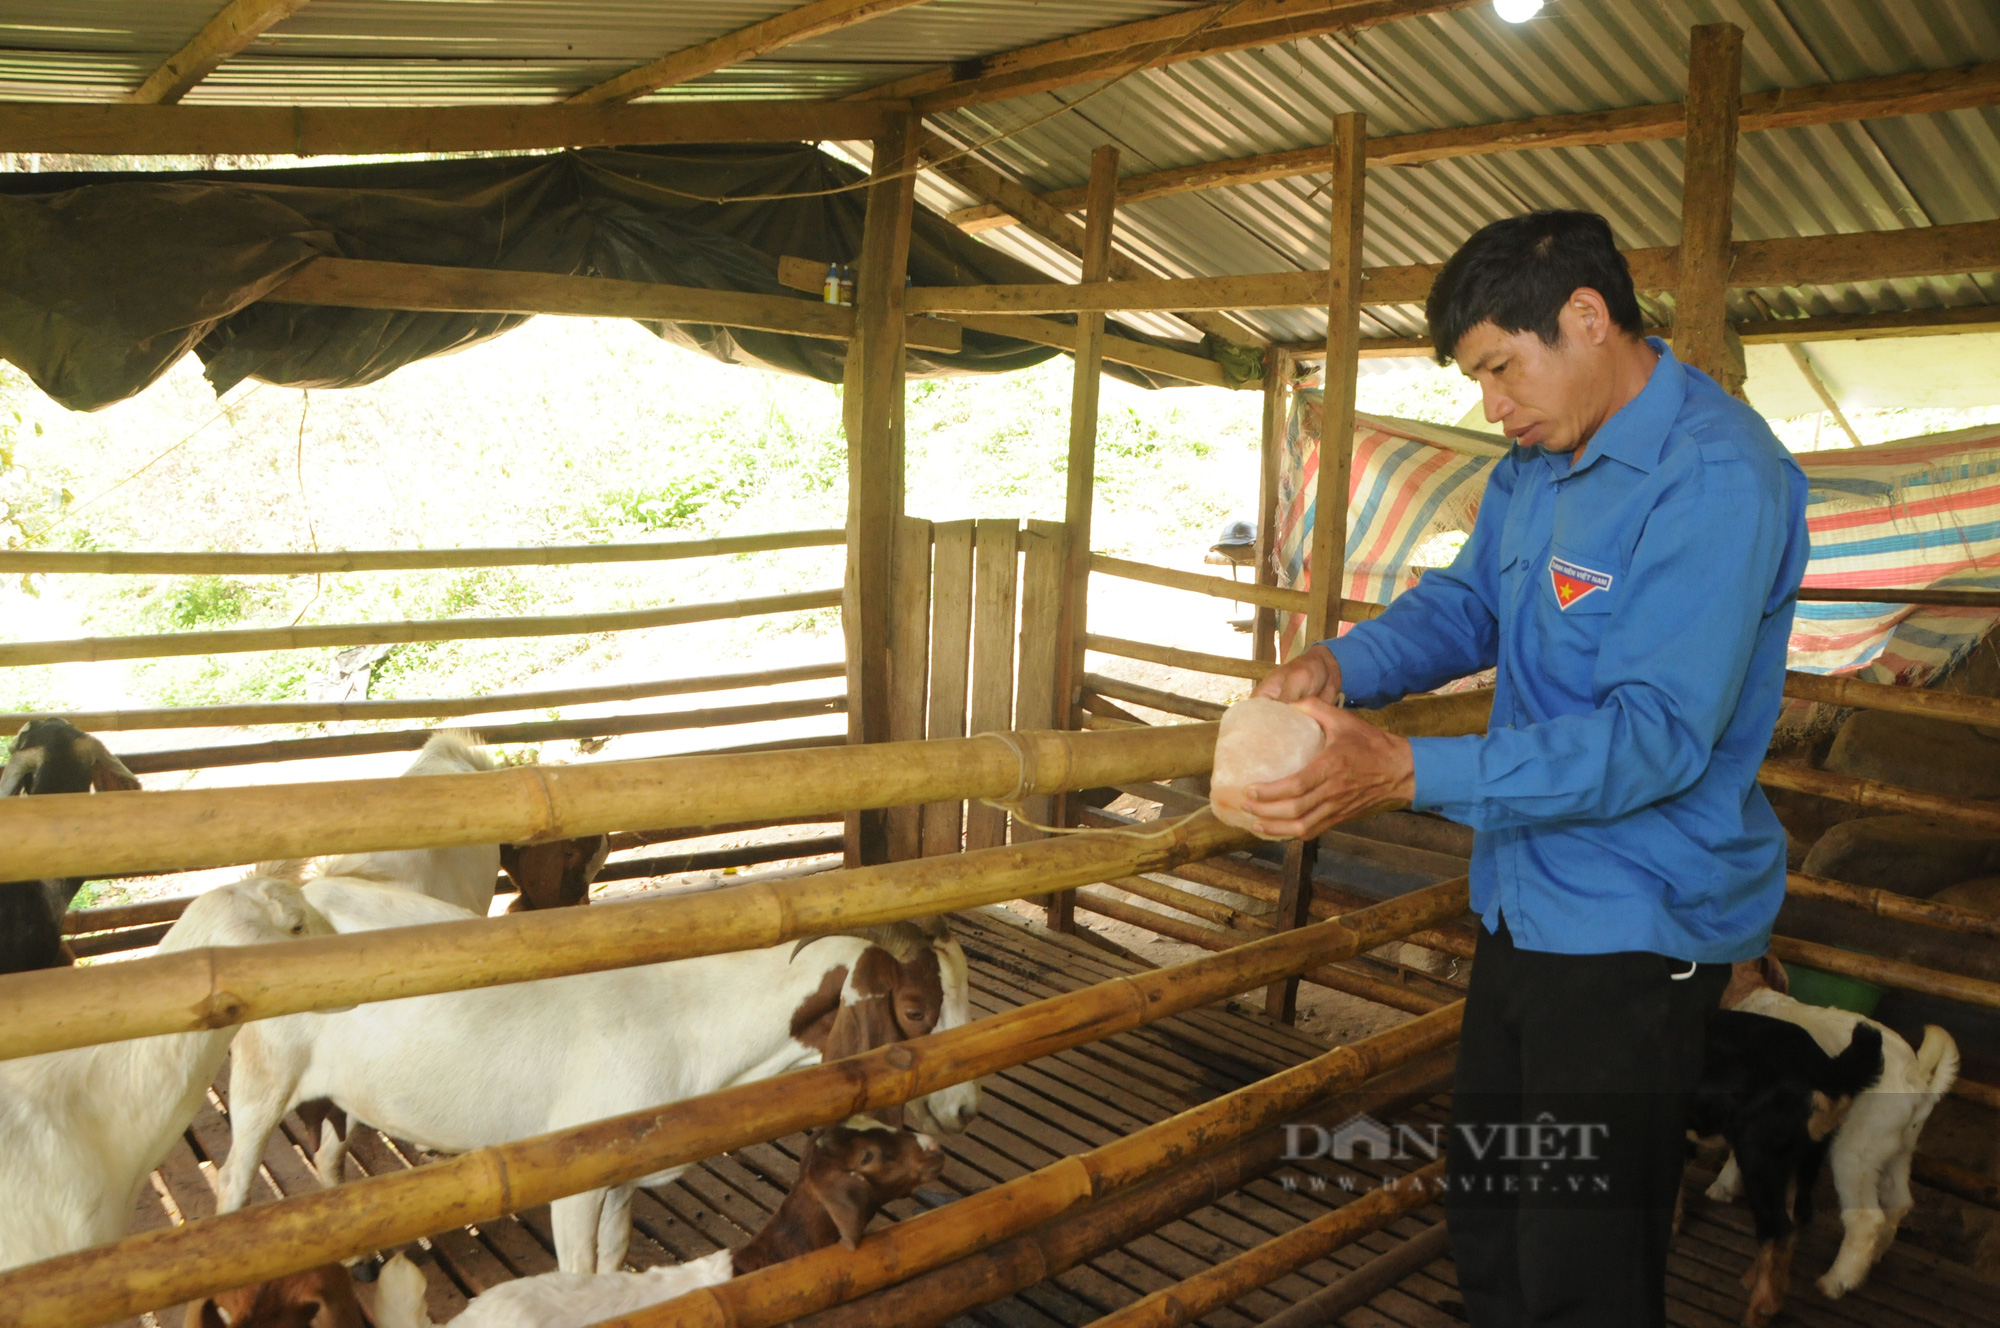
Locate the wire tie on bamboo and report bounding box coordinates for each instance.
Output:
[974,730,1194,843]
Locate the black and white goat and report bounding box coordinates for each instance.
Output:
[1689,1009,1883,1327]
[0,719,142,973]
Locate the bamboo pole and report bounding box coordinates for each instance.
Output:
[1303,111,1367,648]
[1786,871,2000,941]
[1254,348,1292,664]
[1674,23,1746,395]
[0,801,1252,1064]
[12,661,846,733]
[607,815,839,853]
[787,1051,1459,1328]
[1152,852,1478,959]
[1757,761,2000,834]
[1910,1153,2000,1211]
[1797,587,2000,608]
[69,922,174,959]
[1091,1159,1448,1328]
[1767,934,2000,1011]
[0,880,1471,1327]
[0,529,843,577]
[1254,1218,1455,1328]
[1091,553,1385,623]
[1955,1078,2000,1112]
[608,999,1467,1328]
[0,589,843,668]
[590,834,847,883]
[1781,670,2000,728]
[1103,873,1266,929]
[117,696,847,774]
[0,720,1219,886]
[63,896,197,935]
[1073,888,1448,1016]
[1083,673,1228,722]
[1087,632,1274,682]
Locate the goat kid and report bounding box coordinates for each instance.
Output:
[1689,1010,1884,1327]
[217,880,978,1273]
[369,1123,944,1328]
[499,834,611,912]
[185,1264,368,1328]
[1715,956,1961,1299]
[0,878,332,1270]
[0,718,142,973]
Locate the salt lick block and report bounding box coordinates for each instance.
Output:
[1210,697,1327,840]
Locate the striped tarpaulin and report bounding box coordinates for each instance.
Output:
[1274,394,2000,685]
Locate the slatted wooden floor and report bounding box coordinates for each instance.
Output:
[131,906,1995,1328]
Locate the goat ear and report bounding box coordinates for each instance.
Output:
[816,1169,877,1249]
[1762,954,1790,995]
[824,995,902,1063]
[79,738,141,793]
[187,1300,226,1328]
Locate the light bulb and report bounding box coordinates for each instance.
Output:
[1495,0,1543,22]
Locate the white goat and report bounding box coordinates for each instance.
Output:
[1715,957,1961,1298]
[375,1250,734,1328]
[0,878,332,1271]
[316,730,500,915]
[216,877,979,1273]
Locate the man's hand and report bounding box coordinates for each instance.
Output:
[1254,642,1343,706]
[1238,698,1417,840]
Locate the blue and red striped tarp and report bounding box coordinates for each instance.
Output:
[1274,394,2000,687]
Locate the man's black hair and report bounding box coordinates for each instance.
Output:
[1425,210,1645,366]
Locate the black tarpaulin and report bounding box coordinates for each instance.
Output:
[0,146,1205,412]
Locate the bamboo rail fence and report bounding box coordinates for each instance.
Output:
[1798,587,2000,608]
[0,881,1471,1327]
[1089,554,1385,623]
[1767,935,2000,1011]
[0,806,1254,1062]
[1758,761,2000,834]
[787,1051,1460,1328]
[605,1000,1468,1328]
[1084,672,1226,722]
[1257,1220,1456,1328]
[16,661,845,732]
[1089,1159,1449,1328]
[0,528,844,576]
[1786,871,2000,940]
[1086,633,1273,681]
[117,694,847,773]
[0,719,1221,884]
[0,588,842,668]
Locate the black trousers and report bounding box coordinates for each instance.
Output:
[1444,918,1730,1328]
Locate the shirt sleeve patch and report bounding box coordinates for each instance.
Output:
[1549,556,1614,609]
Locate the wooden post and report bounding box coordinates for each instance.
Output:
[1055,145,1120,725]
[1271,112,1365,1022]
[919,520,975,856]
[1252,347,1292,664]
[842,112,919,867]
[1013,519,1073,926]
[885,516,932,861]
[1302,112,1366,649]
[1675,23,1745,396]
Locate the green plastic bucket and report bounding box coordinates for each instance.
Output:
[1781,951,1884,1017]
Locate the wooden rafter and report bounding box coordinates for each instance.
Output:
[857,0,1481,111]
[904,219,2000,316]
[566,0,934,106]
[918,131,1267,348]
[0,100,906,156]
[949,59,2000,233]
[129,0,313,105]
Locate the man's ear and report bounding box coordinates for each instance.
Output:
[816,1169,877,1249]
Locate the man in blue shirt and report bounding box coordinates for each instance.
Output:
[1245,211,1809,1327]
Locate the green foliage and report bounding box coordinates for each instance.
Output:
[593,473,742,532]
[155,576,261,630]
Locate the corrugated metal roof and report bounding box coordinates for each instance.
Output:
[0,0,1993,359]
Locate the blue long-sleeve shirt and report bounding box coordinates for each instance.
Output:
[1326,340,1809,963]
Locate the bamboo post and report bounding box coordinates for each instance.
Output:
[920,519,976,856]
[0,799,1251,1064]
[0,881,1472,1326]
[1675,23,1746,395]
[1253,347,1292,663]
[1091,1161,1448,1328]
[963,518,1021,851]
[786,1051,1459,1328]
[1303,111,1366,648]
[842,111,919,868]
[616,1000,1467,1328]
[885,516,933,861]
[1014,519,1076,922]
[1266,838,1320,1023]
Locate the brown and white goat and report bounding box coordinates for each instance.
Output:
[216,880,978,1273]
[0,718,141,973]
[185,1263,368,1328]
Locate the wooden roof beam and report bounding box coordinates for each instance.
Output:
[949,59,2000,233]
[904,218,2000,316]
[858,0,1482,111]
[566,0,935,106]
[0,100,908,155]
[129,0,313,105]
[918,130,1268,349]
